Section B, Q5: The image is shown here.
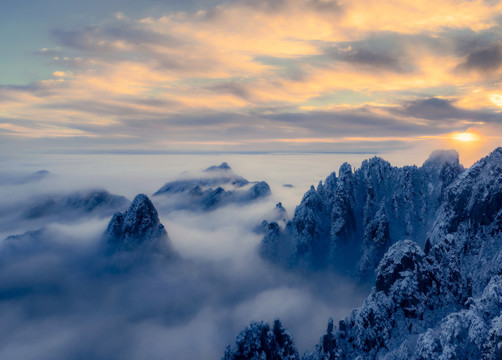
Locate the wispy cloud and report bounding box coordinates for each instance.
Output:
[2,0,502,155]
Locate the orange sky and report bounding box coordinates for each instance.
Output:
[1,0,501,164]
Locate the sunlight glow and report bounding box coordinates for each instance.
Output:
[450,132,479,142]
[490,94,502,107]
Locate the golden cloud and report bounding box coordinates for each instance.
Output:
[2,0,502,149]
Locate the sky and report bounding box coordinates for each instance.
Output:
[1,0,502,164]
[1,2,501,356]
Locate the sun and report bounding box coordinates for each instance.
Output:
[450,132,479,142]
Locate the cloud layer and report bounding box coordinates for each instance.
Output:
[1,0,502,157]
[0,155,371,359]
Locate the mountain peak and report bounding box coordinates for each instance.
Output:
[423,149,459,168]
[126,194,158,221]
[362,156,390,168]
[487,146,502,162]
[105,194,173,254]
[338,162,352,177]
[204,162,231,172]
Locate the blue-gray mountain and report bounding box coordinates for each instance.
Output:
[0,189,129,233]
[154,162,250,196]
[259,149,464,277]
[0,169,50,186]
[105,193,175,256]
[153,162,271,212]
[22,189,129,220]
[228,147,502,360]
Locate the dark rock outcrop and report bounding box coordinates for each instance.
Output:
[104,194,174,255]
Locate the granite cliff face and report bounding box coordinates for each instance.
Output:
[260,150,464,277]
[227,148,502,360]
[104,194,175,256]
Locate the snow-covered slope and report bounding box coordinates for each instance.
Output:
[426,147,502,296]
[104,193,175,256]
[223,320,300,360]
[259,150,464,277]
[227,147,502,360]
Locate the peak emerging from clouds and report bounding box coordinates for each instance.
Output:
[153,162,271,212]
[105,193,175,255]
[229,146,502,360]
[205,162,232,172]
[259,149,464,276]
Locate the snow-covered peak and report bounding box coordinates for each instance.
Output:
[260,148,467,277]
[360,156,392,172]
[243,148,502,360]
[428,145,502,244]
[153,162,272,213]
[121,194,159,234]
[423,149,460,168]
[154,162,248,197]
[470,145,502,177]
[248,181,271,199]
[105,194,174,255]
[205,162,232,172]
[338,162,352,177]
[490,146,502,157]
[375,239,425,293]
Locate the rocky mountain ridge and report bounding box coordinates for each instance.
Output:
[260,149,464,278]
[227,147,502,360]
[153,162,271,212]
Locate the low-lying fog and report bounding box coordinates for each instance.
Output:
[0,153,388,359]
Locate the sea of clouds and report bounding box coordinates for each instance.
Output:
[0,152,409,359]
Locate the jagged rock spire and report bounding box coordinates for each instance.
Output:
[104,194,174,255]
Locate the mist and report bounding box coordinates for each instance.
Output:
[0,153,385,359]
